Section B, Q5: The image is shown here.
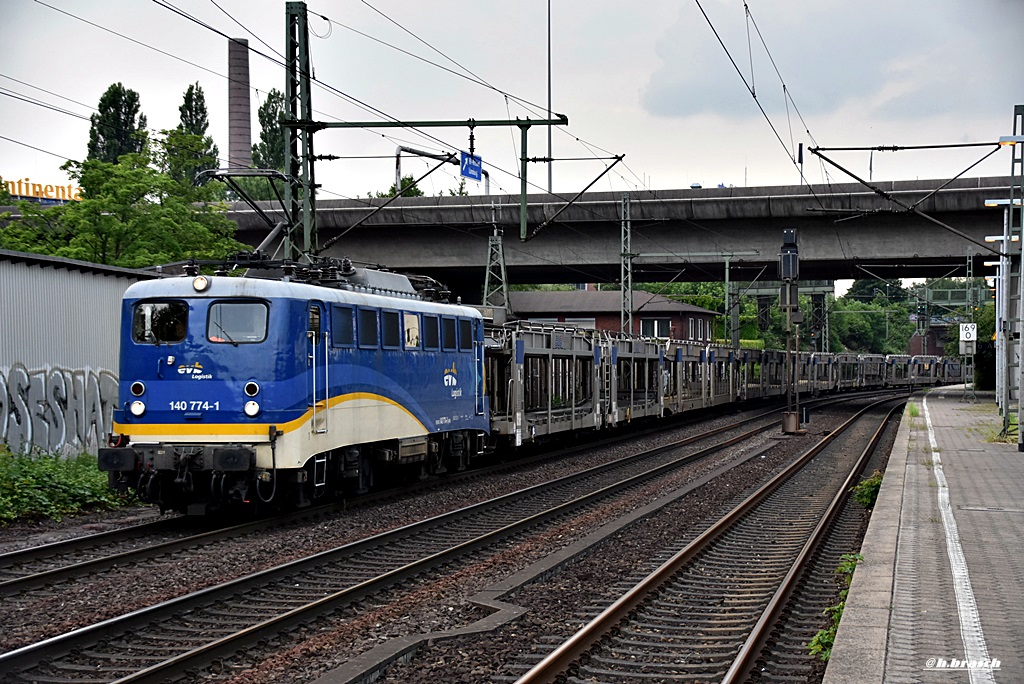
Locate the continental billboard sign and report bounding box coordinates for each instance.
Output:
[3,177,83,203]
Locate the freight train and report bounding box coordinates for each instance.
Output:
[98,258,962,515]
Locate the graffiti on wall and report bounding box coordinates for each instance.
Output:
[0,364,119,455]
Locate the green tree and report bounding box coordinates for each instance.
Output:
[636,281,724,315]
[0,199,72,255]
[830,296,914,354]
[157,128,225,201]
[1,138,242,268]
[171,82,219,186]
[87,83,148,165]
[448,179,469,196]
[845,278,909,304]
[251,88,286,171]
[0,177,12,204]
[830,298,886,352]
[375,174,424,198]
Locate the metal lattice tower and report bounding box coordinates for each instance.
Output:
[483,222,510,310]
[810,293,827,352]
[620,193,633,334]
[757,296,772,331]
[284,2,316,260]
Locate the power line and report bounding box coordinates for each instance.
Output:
[26,1,461,187]
[4,19,613,281]
[205,0,285,60]
[35,0,226,84]
[2,84,237,169]
[0,88,91,122]
[23,2,636,247]
[0,134,77,162]
[0,74,96,114]
[317,2,651,193]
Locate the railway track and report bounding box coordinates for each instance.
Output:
[0,401,795,683]
[0,399,798,601]
[0,517,182,585]
[510,395,904,684]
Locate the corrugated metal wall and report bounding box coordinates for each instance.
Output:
[0,252,149,454]
[0,259,133,369]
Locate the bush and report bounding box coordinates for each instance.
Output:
[852,469,883,509]
[0,446,130,523]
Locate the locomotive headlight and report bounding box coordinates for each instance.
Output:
[244,401,260,417]
[130,381,146,397]
[130,400,146,417]
[244,381,260,397]
[192,275,210,292]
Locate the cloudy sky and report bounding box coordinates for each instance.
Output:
[2,0,1021,202]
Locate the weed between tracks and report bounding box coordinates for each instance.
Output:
[807,553,863,662]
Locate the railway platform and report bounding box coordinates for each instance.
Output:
[824,387,1023,683]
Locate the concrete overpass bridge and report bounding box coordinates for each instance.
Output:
[229,175,1015,301]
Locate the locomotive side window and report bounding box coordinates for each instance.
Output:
[458,318,473,352]
[331,305,355,347]
[132,301,188,344]
[404,312,421,349]
[308,305,321,344]
[423,315,440,350]
[441,317,457,351]
[382,310,401,349]
[357,308,379,348]
[207,301,268,344]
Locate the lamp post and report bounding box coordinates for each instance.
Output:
[984,198,1022,437]
[996,130,1024,448]
[999,131,1024,448]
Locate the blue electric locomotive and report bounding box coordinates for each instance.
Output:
[99,265,489,514]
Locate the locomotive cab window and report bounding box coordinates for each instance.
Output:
[458,318,473,352]
[132,301,188,344]
[207,301,268,344]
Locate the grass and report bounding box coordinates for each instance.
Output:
[808,553,863,661]
[907,403,920,418]
[0,446,131,523]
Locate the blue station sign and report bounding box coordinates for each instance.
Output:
[460,152,483,182]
